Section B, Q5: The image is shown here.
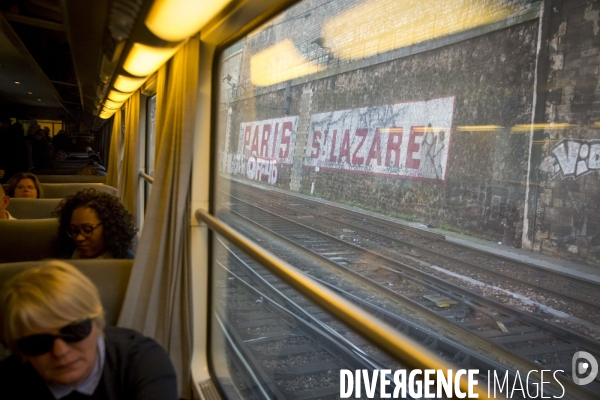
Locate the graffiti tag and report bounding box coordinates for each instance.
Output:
[246,155,278,184]
[541,139,600,179]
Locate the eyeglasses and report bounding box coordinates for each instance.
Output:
[67,223,102,239]
[16,185,35,191]
[17,319,93,356]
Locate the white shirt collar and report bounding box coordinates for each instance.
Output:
[47,335,106,399]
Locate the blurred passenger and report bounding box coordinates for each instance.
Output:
[0,185,16,220]
[4,172,43,198]
[52,130,69,153]
[54,189,136,259]
[30,127,55,169]
[25,120,38,136]
[0,118,29,183]
[87,147,102,165]
[0,260,178,399]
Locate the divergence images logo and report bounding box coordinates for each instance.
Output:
[572,351,598,386]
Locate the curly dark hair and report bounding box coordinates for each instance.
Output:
[53,189,137,258]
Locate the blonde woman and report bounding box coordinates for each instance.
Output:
[0,261,177,399]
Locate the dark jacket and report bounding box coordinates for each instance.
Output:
[0,326,178,399]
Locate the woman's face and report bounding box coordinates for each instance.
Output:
[23,321,99,387]
[14,178,37,198]
[70,207,105,258]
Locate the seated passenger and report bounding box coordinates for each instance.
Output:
[0,185,16,220]
[0,260,178,399]
[54,189,136,259]
[4,172,43,198]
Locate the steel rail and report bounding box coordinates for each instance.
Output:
[196,208,495,400]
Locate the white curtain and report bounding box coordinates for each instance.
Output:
[118,36,199,399]
[117,93,141,225]
[105,110,123,188]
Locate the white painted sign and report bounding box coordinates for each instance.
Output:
[238,116,298,164]
[304,97,455,181]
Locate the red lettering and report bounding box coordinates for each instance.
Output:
[329,129,338,162]
[279,121,292,159]
[385,127,403,167]
[243,125,252,154]
[311,130,322,158]
[406,126,423,169]
[250,126,260,156]
[352,128,368,165]
[271,123,279,158]
[338,129,351,162]
[366,128,382,166]
[261,124,271,157]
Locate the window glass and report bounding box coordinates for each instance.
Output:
[212,1,600,398]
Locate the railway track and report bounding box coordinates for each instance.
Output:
[225,182,600,332]
[215,182,600,398]
[216,239,524,399]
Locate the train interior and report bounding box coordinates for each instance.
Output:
[1,0,600,399]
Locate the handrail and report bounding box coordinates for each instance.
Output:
[138,171,154,184]
[195,208,494,399]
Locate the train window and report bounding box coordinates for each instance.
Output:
[210,0,600,398]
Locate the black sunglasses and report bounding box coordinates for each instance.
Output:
[17,319,93,356]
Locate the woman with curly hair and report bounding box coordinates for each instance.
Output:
[4,172,43,198]
[53,189,136,259]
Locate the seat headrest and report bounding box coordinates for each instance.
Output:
[0,259,133,326]
[41,183,117,198]
[6,198,61,219]
[0,218,60,263]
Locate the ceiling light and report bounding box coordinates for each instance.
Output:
[15,81,20,84]
[107,90,132,102]
[104,99,124,109]
[145,0,230,42]
[28,91,32,94]
[123,42,179,77]
[113,75,146,93]
[37,98,41,101]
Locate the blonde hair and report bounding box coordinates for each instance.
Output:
[0,260,105,354]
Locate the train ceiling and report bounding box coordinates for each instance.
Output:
[0,0,111,128]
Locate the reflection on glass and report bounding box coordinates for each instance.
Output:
[211,0,600,399]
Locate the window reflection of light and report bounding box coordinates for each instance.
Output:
[511,123,576,132]
[322,0,521,60]
[457,125,504,132]
[250,39,325,86]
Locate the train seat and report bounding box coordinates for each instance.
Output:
[0,218,60,263]
[0,259,133,326]
[37,175,107,184]
[6,198,62,219]
[41,183,117,198]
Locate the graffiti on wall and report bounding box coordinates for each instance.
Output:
[304,97,455,181]
[238,116,298,164]
[540,139,600,179]
[247,155,278,184]
[232,116,298,185]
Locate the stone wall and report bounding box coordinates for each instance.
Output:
[526,0,600,265]
[225,0,600,267]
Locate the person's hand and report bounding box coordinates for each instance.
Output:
[0,169,5,178]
